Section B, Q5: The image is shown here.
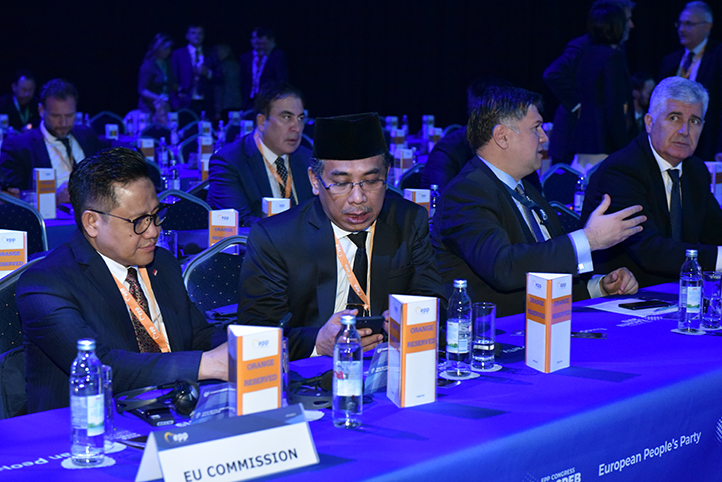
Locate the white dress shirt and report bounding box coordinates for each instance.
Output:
[40,121,84,187]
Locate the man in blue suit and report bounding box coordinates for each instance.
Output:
[207,81,313,226]
[17,148,227,413]
[0,79,105,202]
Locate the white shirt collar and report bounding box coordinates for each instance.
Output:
[688,37,708,56]
[479,155,519,190]
[40,120,73,143]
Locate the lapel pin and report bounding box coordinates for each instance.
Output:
[153,269,158,276]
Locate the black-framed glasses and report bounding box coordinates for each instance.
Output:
[675,20,709,28]
[88,204,169,235]
[315,175,387,195]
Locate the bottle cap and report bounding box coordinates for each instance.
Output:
[431,184,439,190]
[340,315,356,325]
[686,249,698,258]
[77,338,96,350]
[453,279,467,288]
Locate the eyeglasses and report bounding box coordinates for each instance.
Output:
[315,175,387,195]
[675,20,709,28]
[88,204,168,235]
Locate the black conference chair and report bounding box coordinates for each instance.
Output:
[178,134,199,165]
[398,163,425,190]
[541,164,581,206]
[182,235,247,315]
[549,201,581,233]
[140,123,172,141]
[176,108,199,129]
[0,256,44,355]
[187,179,209,202]
[89,111,125,137]
[442,124,464,137]
[224,123,241,144]
[0,192,49,256]
[0,346,26,419]
[158,189,211,231]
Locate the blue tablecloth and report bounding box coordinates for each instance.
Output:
[2,284,721,481]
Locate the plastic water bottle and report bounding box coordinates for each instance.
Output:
[333,315,362,428]
[216,120,226,151]
[573,176,585,215]
[401,114,409,136]
[679,249,703,332]
[159,137,169,171]
[70,339,105,466]
[446,279,472,377]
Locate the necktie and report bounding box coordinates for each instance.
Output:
[59,138,74,165]
[515,184,546,243]
[125,268,161,353]
[275,157,296,206]
[346,231,368,312]
[681,51,694,79]
[668,169,682,242]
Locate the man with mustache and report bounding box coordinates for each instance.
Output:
[237,113,445,360]
[17,148,228,413]
[207,81,313,226]
[432,86,645,317]
[582,76,722,288]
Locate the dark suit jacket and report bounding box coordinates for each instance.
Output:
[575,45,636,154]
[658,39,722,160]
[0,125,105,191]
[170,45,220,111]
[543,34,592,162]
[580,134,722,288]
[432,156,589,317]
[239,48,288,110]
[0,94,39,131]
[17,230,225,413]
[238,196,445,360]
[206,133,313,226]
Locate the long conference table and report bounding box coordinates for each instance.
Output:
[2,284,721,481]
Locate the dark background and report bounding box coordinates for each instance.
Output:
[1,0,719,132]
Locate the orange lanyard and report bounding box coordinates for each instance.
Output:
[254,132,293,199]
[112,268,170,353]
[334,224,375,312]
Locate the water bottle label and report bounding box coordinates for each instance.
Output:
[446,319,469,353]
[574,192,584,214]
[71,394,105,436]
[334,361,362,397]
[687,286,702,313]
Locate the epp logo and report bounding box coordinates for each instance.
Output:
[164,432,189,444]
[558,282,567,288]
[253,339,270,349]
[415,306,430,315]
[2,237,16,243]
[534,282,541,289]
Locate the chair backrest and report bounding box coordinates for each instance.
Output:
[145,160,163,191]
[300,133,314,150]
[541,164,581,205]
[224,124,241,144]
[549,201,581,233]
[0,346,26,419]
[180,121,200,142]
[0,256,45,354]
[398,163,426,190]
[182,235,247,314]
[158,189,211,231]
[0,192,48,255]
[176,108,199,129]
[89,111,125,137]
[443,124,464,137]
[179,133,200,165]
[140,123,172,141]
[187,179,210,202]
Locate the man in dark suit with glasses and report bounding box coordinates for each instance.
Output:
[17,147,227,413]
[237,113,445,360]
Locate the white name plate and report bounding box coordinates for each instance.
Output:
[136,404,318,482]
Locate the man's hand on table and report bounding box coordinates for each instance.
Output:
[601,267,639,296]
[315,309,385,357]
[1,187,20,199]
[199,341,229,380]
